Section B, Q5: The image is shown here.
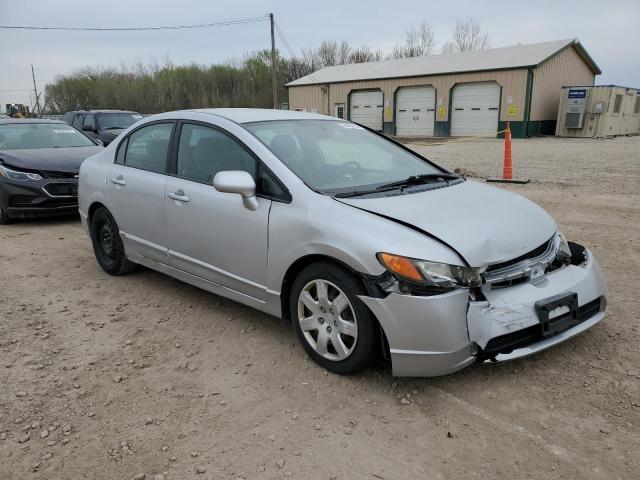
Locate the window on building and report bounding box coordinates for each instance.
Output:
[613,94,623,114]
[634,96,640,114]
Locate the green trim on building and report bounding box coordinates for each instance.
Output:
[523,68,534,136]
[498,121,527,139]
[434,121,450,137]
[527,120,556,136]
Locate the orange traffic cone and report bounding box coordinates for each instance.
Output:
[503,122,513,180]
[486,121,530,184]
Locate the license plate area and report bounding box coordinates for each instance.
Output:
[535,292,578,338]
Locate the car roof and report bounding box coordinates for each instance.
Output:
[66,109,139,114]
[0,118,67,125]
[185,108,337,124]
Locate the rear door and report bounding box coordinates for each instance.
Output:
[106,121,175,261]
[164,121,271,300]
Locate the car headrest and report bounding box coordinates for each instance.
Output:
[269,135,298,159]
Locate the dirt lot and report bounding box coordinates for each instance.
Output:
[1,135,639,480]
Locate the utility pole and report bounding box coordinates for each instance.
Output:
[269,13,278,109]
[31,64,41,117]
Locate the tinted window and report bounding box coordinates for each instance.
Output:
[177,123,256,184]
[97,113,142,130]
[72,114,84,128]
[62,112,75,124]
[123,123,173,174]
[82,114,95,130]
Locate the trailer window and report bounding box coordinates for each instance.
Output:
[613,94,623,114]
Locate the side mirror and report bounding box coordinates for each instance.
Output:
[94,138,104,147]
[213,170,259,211]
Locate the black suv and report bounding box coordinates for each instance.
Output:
[62,109,143,146]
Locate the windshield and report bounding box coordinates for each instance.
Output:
[244,120,443,193]
[97,113,142,130]
[0,123,96,150]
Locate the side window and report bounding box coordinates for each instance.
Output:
[72,114,84,128]
[123,123,173,174]
[613,94,623,114]
[115,138,128,165]
[259,168,290,201]
[177,123,256,184]
[82,114,95,130]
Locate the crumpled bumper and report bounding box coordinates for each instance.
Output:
[359,248,607,377]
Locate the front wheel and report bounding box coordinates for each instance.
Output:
[89,207,137,275]
[290,262,377,375]
[0,201,13,225]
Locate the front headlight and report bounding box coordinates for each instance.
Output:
[0,164,43,181]
[378,252,485,289]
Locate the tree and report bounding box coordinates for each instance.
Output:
[441,18,490,54]
[349,46,382,64]
[391,20,436,58]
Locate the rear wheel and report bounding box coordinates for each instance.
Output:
[90,207,136,275]
[290,262,377,375]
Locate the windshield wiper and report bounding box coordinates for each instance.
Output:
[374,172,458,190]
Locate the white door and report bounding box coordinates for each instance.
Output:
[451,83,501,136]
[395,86,436,136]
[350,91,383,130]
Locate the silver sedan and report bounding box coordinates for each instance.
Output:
[78,109,607,377]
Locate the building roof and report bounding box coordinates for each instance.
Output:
[287,39,601,87]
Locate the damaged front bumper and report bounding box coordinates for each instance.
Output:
[359,247,607,377]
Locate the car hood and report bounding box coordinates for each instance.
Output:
[336,180,557,267]
[0,146,103,174]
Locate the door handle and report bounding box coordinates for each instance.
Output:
[167,190,190,203]
[110,175,126,186]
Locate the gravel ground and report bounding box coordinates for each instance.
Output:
[1,135,639,480]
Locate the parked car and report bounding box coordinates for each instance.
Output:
[78,109,607,377]
[0,119,103,223]
[63,109,143,146]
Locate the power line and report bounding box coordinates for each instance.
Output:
[274,21,322,85]
[0,15,268,31]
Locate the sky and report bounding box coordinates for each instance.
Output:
[1,0,639,110]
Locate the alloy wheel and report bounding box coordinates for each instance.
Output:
[297,279,358,361]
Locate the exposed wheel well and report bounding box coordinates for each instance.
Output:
[280,254,390,359]
[88,202,108,227]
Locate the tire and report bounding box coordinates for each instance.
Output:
[89,207,137,275]
[290,262,377,375]
[0,202,12,225]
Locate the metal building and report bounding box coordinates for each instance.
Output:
[555,85,640,138]
[286,39,600,138]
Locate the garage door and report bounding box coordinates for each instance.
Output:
[395,86,436,136]
[451,83,500,136]
[350,91,383,131]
